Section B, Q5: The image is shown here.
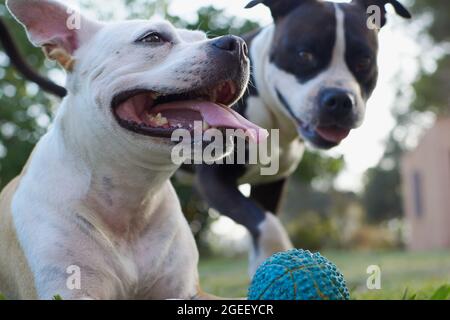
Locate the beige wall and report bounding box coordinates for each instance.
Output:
[402,118,450,250]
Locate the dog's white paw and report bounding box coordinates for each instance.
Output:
[248,212,293,277]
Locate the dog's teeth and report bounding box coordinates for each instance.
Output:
[146,113,168,127]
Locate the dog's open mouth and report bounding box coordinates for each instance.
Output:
[112,81,267,143]
[315,125,350,144]
[300,123,351,149]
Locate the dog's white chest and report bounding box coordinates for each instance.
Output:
[94,189,199,300]
[107,229,197,299]
[10,137,199,299]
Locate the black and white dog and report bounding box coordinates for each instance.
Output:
[195,0,411,275]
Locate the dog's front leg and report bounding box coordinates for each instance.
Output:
[248,180,294,273]
[31,259,117,300]
[196,164,293,277]
[24,245,121,300]
[12,204,123,300]
[25,246,120,300]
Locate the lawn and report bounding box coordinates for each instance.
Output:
[199,250,450,300]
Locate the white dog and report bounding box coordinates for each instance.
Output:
[0,0,266,299]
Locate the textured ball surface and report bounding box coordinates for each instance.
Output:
[248,249,350,300]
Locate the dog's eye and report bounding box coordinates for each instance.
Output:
[355,57,372,72]
[137,32,165,44]
[298,51,316,66]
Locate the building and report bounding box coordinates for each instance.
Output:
[402,118,450,250]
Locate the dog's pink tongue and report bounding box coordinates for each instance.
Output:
[152,101,269,143]
[316,126,350,143]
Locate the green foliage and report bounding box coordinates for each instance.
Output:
[402,285,450,300]
[295,151,344,185]
[402,288,417,300]
[363,166,402,222]
[287,212,340,250]
[52,294,63,300]
[410,0,450,115]
[0,0,57,190]
[0,293,6,300]
[362,119,405,222]
[283,180,373,250]
[430,285,450,300]
[412,54,450,115]
[411,0,450,43]
[181,6,260,38]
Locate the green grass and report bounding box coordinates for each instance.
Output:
[1,250,448,300]
[199,250,450,300]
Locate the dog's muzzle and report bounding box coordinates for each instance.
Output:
[110,35,267,144]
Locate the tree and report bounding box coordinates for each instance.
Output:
[410,0,450,115]
[362,1,449,223]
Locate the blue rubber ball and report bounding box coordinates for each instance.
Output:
[248,249,350,300]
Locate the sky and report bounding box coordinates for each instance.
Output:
[74,0,427,192]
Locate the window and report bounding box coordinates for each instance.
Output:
[412,171,423,218]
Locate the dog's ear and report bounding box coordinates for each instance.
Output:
[6,0,102,71]
[245,0,309,21]
[352,0,411,28]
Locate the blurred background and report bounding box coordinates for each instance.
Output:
[0,0,449,299]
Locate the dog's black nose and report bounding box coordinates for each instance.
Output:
[319,88,355,119]
[212,35,248,58]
